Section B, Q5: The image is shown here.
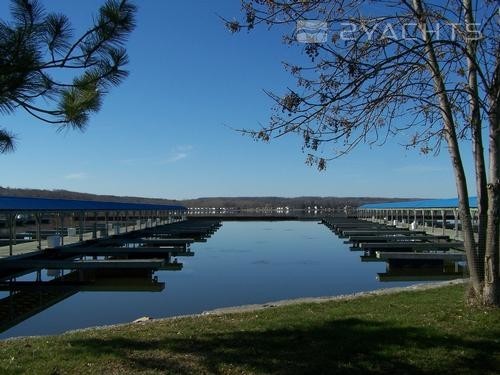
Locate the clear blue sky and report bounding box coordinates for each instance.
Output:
[0,0,476,200]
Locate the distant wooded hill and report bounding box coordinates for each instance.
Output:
[180,196,412,209]
[0,187,413,209]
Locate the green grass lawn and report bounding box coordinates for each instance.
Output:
[0,284,499,374]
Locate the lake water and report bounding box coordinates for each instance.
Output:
[0,221,426,339]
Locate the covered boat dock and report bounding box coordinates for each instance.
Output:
[357,197,478,241]
[0,196,187,258]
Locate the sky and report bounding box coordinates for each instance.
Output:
[0,0,478,200]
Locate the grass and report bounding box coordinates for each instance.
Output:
[0,284,499,374]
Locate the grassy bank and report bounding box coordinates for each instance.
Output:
[1,284,499,374]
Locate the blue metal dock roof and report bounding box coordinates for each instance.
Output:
[360,197,478,209]
[0,196,186,212]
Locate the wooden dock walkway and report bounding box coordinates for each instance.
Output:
[322,217,464,251]
[0,218,222,282]
[346,235,450,242]
[0,258,169,270]
[359,242,463,251]
[55,247,194,257]
[0,222,151,259]
[322,216,467,277]
[376,251,466,261]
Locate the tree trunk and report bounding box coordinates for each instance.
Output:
[464,0,487,281]
[483,56,500,306]
[412,0,482,296]
[484,180,499,305]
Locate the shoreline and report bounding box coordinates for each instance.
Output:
[201,278,467,315]
[2,278,467,341]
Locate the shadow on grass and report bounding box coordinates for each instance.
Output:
[67,318,499,374]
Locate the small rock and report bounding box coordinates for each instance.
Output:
[133,316,152,323]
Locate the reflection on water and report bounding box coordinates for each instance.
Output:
[0,221,463,339]
[377,260,465,282]
[0,269,164,334]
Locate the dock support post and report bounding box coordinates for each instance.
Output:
[8,213,13,256]
[431,210,434,233]
[454,209,459,239]
[92,212,97,239]
[79,212,84,242]
[441,210,446,235]
[35,213,41,250]
[12,214,17,245]
[60,213,65,246]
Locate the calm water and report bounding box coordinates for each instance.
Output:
[0,221,421,339]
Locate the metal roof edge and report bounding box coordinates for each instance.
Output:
[359,197,478,209]
[0,196,187,212]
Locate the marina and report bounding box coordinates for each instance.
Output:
[0,206,468,338]
[0,197,471,338]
